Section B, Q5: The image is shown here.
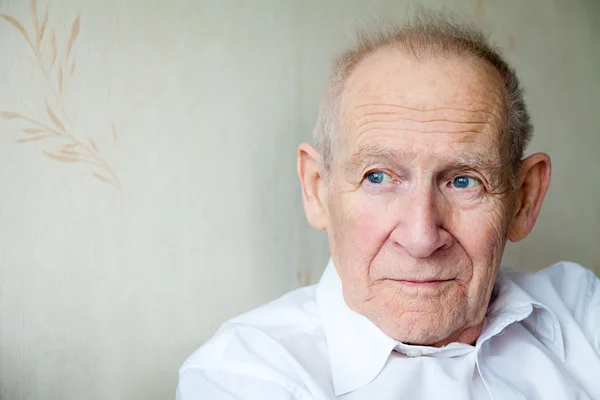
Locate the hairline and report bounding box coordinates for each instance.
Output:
[313,15,532,190]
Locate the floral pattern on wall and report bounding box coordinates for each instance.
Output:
[0,0,120,191]
[296,268,314,287]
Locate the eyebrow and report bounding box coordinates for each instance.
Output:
[344,143,413,172]
[343,143,503,174]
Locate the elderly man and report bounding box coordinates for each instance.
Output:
[177,15,600,399]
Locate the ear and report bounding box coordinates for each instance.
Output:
[297,143,328,231]
[507,153,551,242]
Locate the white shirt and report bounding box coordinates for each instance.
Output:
[177,261,600,399]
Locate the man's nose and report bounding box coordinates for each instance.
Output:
[391,186,452,258]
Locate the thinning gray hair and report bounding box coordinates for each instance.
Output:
[313,12,532,188]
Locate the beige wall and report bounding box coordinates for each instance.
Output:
[0,0,598,398]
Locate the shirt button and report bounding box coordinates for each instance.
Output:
[405,349,421,357]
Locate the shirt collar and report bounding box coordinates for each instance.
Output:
[316,259,565,396]
[482,269,565,362]
[316,260,397,395]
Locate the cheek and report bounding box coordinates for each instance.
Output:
[454,200,508,253]
[336,197,396,259]
[452,205,507,292]
[328,194,398,289]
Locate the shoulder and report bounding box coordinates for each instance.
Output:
[503,261,599,309]
[536,261,599,292]
[182,284,321,369]
[502,261,600,349]
[225,284,321,337]
[178,285,322,398]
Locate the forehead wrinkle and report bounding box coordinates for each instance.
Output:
[342,101,504,142]
[346,101,503,123]
[349,111,493,126]
[353,122,488,137]
[343,141,503,174]
[345,112,494,139]
[339,52,507,143]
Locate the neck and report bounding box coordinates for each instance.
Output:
[429,321,485,347]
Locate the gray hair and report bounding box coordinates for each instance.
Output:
[313,12,532,188]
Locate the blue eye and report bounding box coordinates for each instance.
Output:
[366,171,391,184]
[451,176,481,189]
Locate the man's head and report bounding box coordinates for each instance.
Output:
[298,14,551,346]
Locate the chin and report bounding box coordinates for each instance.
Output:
[375,310,456,346]
[393,324,450,346]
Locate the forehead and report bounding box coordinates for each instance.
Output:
[338,47,506,155]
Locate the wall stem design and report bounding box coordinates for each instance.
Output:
[0,0,121,191]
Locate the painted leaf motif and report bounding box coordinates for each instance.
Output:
[88,138,98,152]
[2,7,121,192]
[92,173,110,183]
[111,122,117,143]
[15,135,49,143]
[59,148,80,156]
[22,128,45,134]
[49,31,57,66]
[30,0,38,35]
[65,16,80,57]
[0,15,29,41]
[45,102,65,132]
[37,7,48,43]
[43,150,78,163]
[0,111,23,119]
[58,66,63,93]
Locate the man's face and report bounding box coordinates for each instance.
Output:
[324,48,514,346]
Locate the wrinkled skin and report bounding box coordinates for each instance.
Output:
[298,47,551,346]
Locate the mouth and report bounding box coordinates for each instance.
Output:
[395,278,454,288]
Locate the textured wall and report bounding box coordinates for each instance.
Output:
[0,0,598,398]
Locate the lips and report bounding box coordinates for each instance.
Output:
[400,278,453,283]
[393,278,455,288]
